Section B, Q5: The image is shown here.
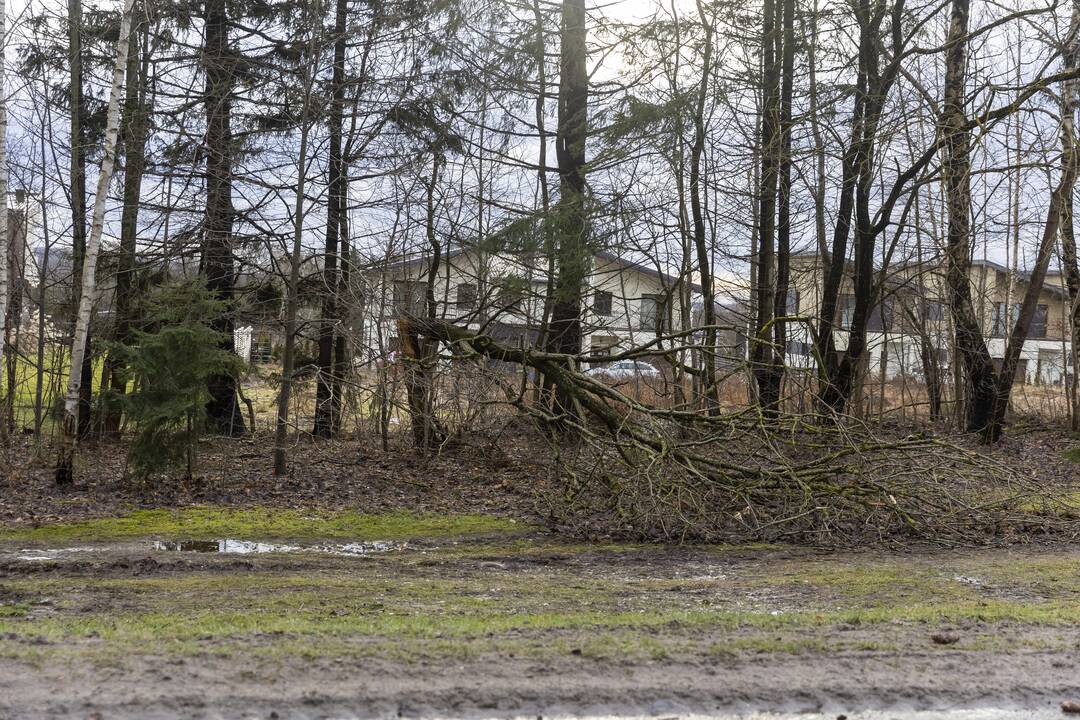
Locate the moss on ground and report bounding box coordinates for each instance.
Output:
[4,511,1080,666]
[0,507,526,543]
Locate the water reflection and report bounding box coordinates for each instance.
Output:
[151,539,402,556]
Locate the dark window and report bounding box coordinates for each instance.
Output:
[867,300,894,333]
[393,280,426,316]
[785,340,808,356]
[1032,304,1048,338]
[785,290,800,316]
[591,335,618,357]
[926,300,945,322]
[837,294,855,330]
[456,283,477,310]
[594,290,613,316]
[992,302,1023,337]
[639,294,667,332]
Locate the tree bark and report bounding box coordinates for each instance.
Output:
[941,0,998,438]
[55,0,136,484]
[202,0,246,435]
[752,0,783,413]
[772,0,795,394]
[68,0,93,437]
[274,0,321,474]
[689,0,717,411]
[1057,0,1080,431]
[313,0,347,438]
[990,5,1080,439]
[103,2,149,437]
[544,0,589,423]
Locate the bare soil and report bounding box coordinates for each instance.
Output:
[3,535,1080,719]
[3,429,1080,718]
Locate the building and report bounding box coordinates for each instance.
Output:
[785,251,1073,386]
[358,247,739,370]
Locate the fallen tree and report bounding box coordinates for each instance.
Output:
[402,316,1079,544]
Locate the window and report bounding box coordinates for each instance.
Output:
[639,294,667,332]
[926,300,945,322]
[785,290,800,316]
[591,335,618,357]
[992,302,1047,338]
[837,294,855,330]
[456,283,477,310]
[992,302,1022,337]
[594,290,613,316]
[393,280,426,317]
[867,299,894,333]
[1032,304,1048,339]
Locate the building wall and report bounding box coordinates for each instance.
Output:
[785,253,1074,385]
[358,249,696,367]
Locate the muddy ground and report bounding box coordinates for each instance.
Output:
[2,514,1080,719]
[2,427,1080,719]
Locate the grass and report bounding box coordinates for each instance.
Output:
[0,506,527,543]
[1063,446,1080,463]
[5,511,1080,665]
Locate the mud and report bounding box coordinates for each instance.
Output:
[1,650,1077,719]
[3,537,1080,719]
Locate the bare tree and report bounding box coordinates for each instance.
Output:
[55,0,136,484]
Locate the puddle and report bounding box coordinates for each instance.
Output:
[15,546,113,562]
[151,539,404,556]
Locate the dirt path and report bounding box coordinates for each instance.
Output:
[3,517,1080,718]
[0,649,1077,719]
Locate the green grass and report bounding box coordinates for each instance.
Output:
[1063,446,1080,463]
[0,507,527,543]
[5,519,1080,665]
[4,564,1080,664]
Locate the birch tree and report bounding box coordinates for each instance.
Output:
[55,0,136,485]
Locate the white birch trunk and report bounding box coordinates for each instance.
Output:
[0,0,10,410]
[57,0,136,478]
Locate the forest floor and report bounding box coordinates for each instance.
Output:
[1,431,1080,719]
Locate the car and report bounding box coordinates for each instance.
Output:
[584,359,662,381]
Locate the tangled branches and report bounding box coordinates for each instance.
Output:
[404,317,1080,545]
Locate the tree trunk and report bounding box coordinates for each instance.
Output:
[752,0,782,413]
[202,0,246,435]
[1057,0,1080,431]
[941,0,998,438]
[772,0,795,398]
[404,153,446,451]
[274,2,321,475]
[55,0,136,484]
[313,0,347,438]
[544,0,589,423]
[68,0,93,437]
[103,2,149,437]
[690,0,717,411]
[990,8,1080,439]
